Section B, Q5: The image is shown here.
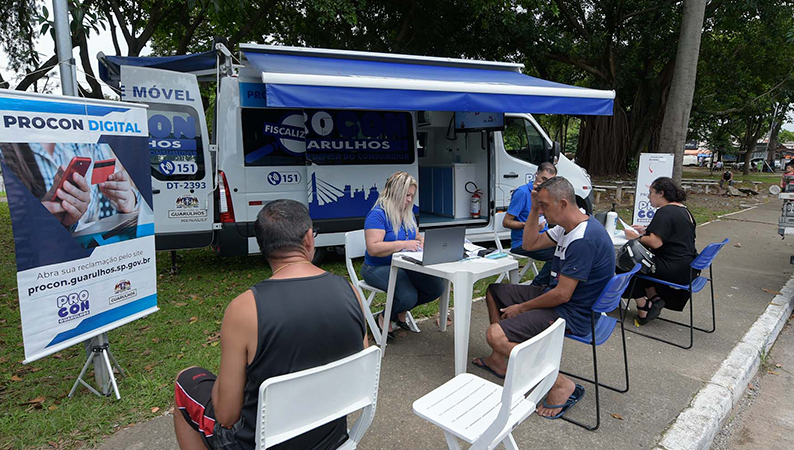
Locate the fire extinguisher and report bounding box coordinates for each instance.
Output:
[466,182,482,219]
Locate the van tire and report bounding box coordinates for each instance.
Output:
[311,247,327,266]
[577,194,594,215]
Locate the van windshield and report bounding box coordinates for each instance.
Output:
[503,117,549,166]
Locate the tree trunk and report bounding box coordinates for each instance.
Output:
[657,0,708,184]
[767,106,785,171]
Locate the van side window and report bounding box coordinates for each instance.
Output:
[148,106,206,181]
[241,108,306,166]
[503,118,549,166]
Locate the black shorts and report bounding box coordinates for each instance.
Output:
[488,284,564,343]
[175,367,242,450]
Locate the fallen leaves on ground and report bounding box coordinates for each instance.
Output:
[174,302,187,307]
[189,317,198,324]
[151,407,160,413]
[141,349,152,356]
[144,364,156,372]
[611,413,624,420]
[762,288,782,295]
[10,375,23,381]
[151,338,161,343]
[733,243,742,248]
[767,370,781,375]
[21,395,46,406]
[634,319,641,328]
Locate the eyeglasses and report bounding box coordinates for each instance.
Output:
[312,227,319,238]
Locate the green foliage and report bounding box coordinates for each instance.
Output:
[779,128,794,143]
[0,0,41,71]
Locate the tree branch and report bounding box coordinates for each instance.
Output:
[696,74,793,116]
[15,54,58,92]
[76,31,103,98]
[544,52,607,80]
[553,0,590,40]
[108,0,133,48]
[621,1,680,23]
[108,12,122,56]
[176,7,208,55]
[228,0,279,49]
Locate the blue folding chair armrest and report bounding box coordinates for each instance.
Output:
[635,274,710,293]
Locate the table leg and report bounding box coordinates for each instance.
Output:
[508,267,519,285]
[438,280,452,332]
[452,274,474,376]
[380,264,399,357]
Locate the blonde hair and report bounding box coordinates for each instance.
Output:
[375,171,418,234]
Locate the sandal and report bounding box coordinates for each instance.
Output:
[375,312,395,340]
[395,319,412,332]
[638,295,665,325]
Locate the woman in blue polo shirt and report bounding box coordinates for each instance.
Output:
[361,171,445,339]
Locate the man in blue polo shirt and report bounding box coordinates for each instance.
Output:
[473,176,615,420]
[503,162,557,286]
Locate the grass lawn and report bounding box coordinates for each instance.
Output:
[0,201,526,450]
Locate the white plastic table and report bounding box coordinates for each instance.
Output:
[380,255,520,375]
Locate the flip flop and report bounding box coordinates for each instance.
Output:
[472,357,505,379]
[541,384,586,420]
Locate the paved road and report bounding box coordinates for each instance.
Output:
[90,201,792,450]
[712,316,794,450]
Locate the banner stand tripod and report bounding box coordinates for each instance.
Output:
[69,334,126,400]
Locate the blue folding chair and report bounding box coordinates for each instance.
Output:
[622,239,729,350]
[560,264,641,431]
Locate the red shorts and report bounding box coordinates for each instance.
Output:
[175,367,242,450]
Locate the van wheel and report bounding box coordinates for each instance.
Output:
[311,247,327,266]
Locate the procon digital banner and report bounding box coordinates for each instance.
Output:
[0,91,157,363]
[633,153,674,226]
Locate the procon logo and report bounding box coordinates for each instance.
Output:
[57,290,90,324]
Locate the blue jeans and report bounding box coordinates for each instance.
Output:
[509,246,554,287]
[361,264,446,321]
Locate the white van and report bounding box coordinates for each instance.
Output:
[99,44,610,260]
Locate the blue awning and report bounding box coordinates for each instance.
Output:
[98,51,217,88]
[241,44,614,115]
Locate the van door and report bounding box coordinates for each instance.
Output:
[303,110,417,232]
[494,114,551,208]
[120,66,214,250]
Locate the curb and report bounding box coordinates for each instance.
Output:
[652,273,794,450]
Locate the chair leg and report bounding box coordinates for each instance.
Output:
[405,311,421,333]
[364,292,382,346]
[501,433,519,450]
[657,269,716,334]
[562,316,601,431]
[443,431,463,450]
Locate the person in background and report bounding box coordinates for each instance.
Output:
[474,177,615,419]
[780,163,794,192]
[361,171,445,339]
[623,177,697,324]
[502,162,558,286]
[719,167,733,189]
[174,200,368,450]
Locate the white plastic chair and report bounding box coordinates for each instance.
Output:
[255,346,381,449]
[345,230,419,345]
[413,318,565,450]
[493,211,540,284]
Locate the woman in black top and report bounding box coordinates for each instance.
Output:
[623,177,698,324]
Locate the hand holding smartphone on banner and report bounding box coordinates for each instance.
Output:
[42,156,93,227]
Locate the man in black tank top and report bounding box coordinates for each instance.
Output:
[174,200,368,450]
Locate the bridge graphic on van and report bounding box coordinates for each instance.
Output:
[308,173,380,219]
